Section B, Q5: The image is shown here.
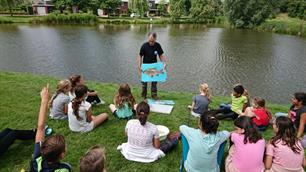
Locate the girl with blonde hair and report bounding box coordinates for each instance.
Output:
[49,79,71,120]
[188,83,211,117]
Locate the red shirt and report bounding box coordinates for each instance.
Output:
[252,108,269,126]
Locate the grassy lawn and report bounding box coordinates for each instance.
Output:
[0,72,289,172]
[0,16,37,23]
[257,13,306,37]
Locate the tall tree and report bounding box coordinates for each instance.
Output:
[184,0,191,15]
[190,0,222,22]
[0,0,24,16]
[225,0,277,28]
[128,0,148,16]
[169,0,184,20]
[157,0,167,16]
[100,0,121,15]
[288,0,306,20]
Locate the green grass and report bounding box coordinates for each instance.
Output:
[0,71,289,172]
[0,16,36,23]
[257,13,306,37]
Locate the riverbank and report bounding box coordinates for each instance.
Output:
[0,15,223,24]
[0,71,288,171]
[1,14,305,37]
[256,14,306,37]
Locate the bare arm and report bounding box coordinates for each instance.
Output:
[264,155,273,170]
[64,104,68,115]
[188,101,195,110]
[87,91,97,96]
[242,103,248,113]
[137,55,143,74]
[287,109,292,119]
[86,107,94,122]
[153,138,161,149]
[35,84,49,143]
[303,156,306,168]
[113,97,117,106]
[159,54,167,69]
[297,113,306,138]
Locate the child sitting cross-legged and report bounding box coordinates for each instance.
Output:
[188,83,211,118]
[109,83,136,119]
[49,79,71,120]
[68,85,108,133]
[243,97,271,129]
[117,101,179,163]
[215,84,249,120]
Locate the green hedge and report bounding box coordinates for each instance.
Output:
[31,13,98,24]
[0,16,13,24]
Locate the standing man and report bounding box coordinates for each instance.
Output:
[137,32,167,100]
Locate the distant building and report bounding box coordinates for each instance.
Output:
[148,0,170,15]
[116,0,169,16]
[119,0,129,14]
[32,0,54,15]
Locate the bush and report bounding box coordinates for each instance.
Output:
[0,17,13,24]
[31,13,98,24]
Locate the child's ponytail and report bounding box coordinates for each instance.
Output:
[200,83,212,102]
[136,101,150,126]
[138,111,148,125]
[72,85,88,121]
[72,98,82,120]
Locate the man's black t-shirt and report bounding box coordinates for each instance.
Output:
[139,42,164,64]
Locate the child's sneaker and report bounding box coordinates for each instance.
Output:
[45,125,53,137]
[97,99,105,105]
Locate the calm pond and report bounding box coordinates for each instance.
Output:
[0,24,306,104]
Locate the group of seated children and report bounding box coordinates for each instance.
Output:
[49,75,108,133]
[2,78,306,172]
[189,83,271,129]
[185,83,306,172]
[31,82,179,171]
[30,85,107,172]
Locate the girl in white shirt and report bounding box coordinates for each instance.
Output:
[68,85,108,133]
[117,101,179,163]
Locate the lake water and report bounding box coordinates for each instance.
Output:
[0,24,306,104]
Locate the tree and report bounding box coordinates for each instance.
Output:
[169,0,184,20]
[184,0,191,15]
[100,0,121,16]
[0,0,24,16]
[225,0,277,28]
[279,0,290,13]
[157,0,167,16]
[288,0,306,20]
[190,0,222,22]
[128,0,148,17]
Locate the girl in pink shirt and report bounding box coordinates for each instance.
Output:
[225,116,265,172]
[265,116,305,172]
